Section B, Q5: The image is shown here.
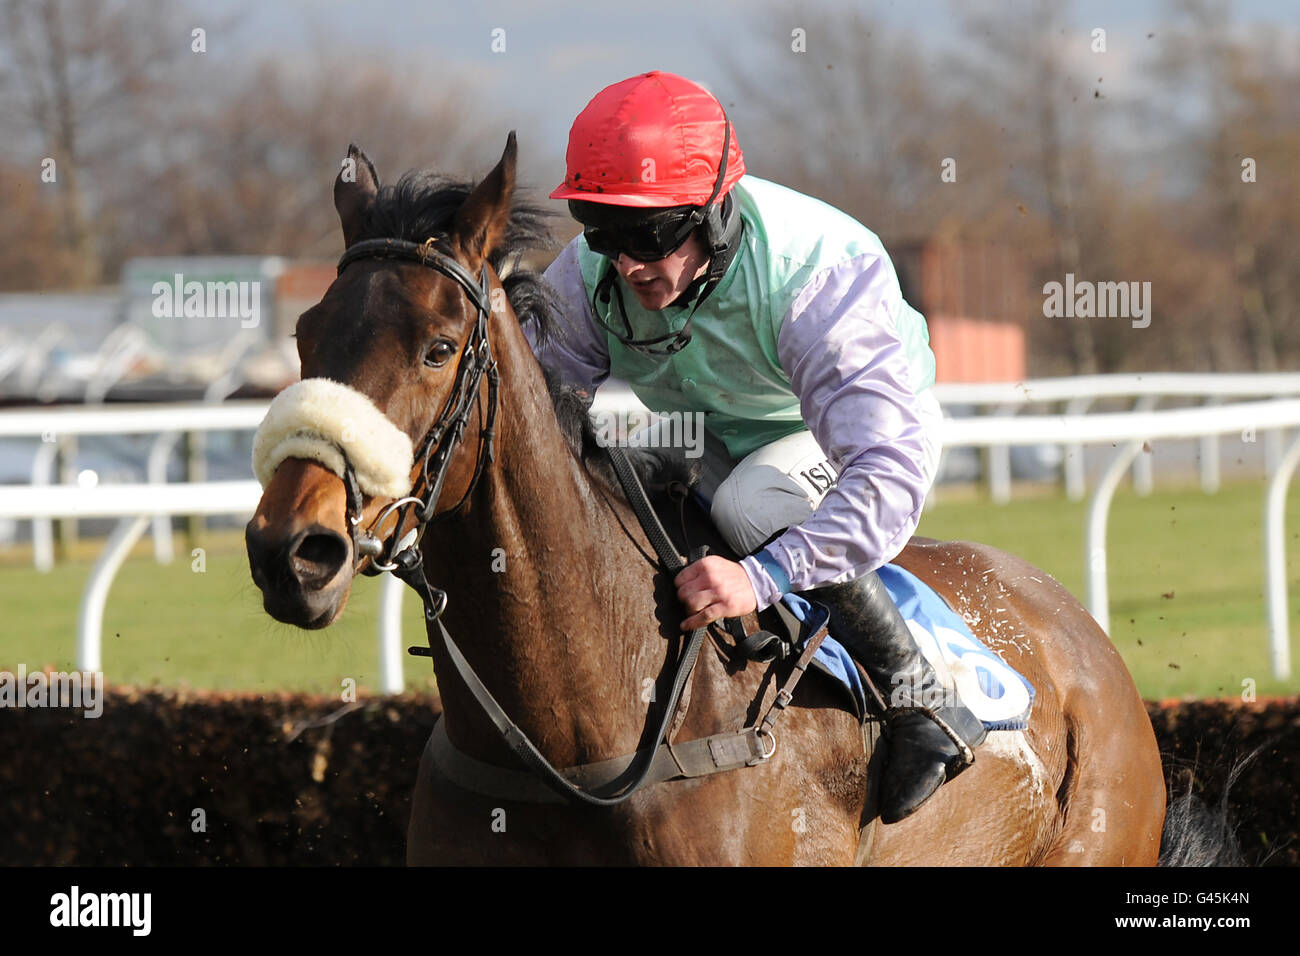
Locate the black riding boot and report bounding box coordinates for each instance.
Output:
[803,571,987,823]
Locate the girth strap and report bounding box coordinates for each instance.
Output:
[425,610,831,805]
[427,714,769,805]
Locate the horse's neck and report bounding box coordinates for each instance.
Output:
[422,315,667,767]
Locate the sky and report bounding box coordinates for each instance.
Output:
[204,0,1298,182]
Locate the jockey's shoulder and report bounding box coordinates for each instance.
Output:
[733,175,891,279]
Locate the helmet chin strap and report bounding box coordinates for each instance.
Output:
[664,191,743,309]
[592,113,744,358]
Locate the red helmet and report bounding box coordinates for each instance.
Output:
[550,71,746,208]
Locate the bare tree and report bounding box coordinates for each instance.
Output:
[949,0,1108,374]
[721,9,964,243]
[1156,0,1300,371]
[0,0,190,286]
[0,160,67,289]
[109,54,536,263]
[0,4,545,286]
[722,3,1090,373]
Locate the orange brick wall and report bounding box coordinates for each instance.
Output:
[927,316,1026,383]
[892,240,1030,383]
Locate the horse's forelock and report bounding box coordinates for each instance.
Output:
[355,169,564,349]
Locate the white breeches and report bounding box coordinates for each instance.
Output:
[637,391,943,556]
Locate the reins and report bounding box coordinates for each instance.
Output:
[332,235,828,805]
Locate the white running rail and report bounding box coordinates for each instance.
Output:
[1,384,1297,689]
[7,401,266,570]
[932,372,1300,502]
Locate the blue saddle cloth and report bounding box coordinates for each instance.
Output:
[782,563,1036,732]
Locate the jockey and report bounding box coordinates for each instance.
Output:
[528,70,985,824]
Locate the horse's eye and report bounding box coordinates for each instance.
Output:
[424,340,457,368]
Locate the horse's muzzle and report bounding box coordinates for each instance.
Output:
[246,521,352,629]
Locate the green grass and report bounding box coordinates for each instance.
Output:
[2,478,1298,698]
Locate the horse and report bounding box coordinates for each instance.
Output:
[245,134,1168,865]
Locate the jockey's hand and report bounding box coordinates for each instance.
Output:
[675,556,757,631]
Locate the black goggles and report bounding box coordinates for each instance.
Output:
[571,202,699,262]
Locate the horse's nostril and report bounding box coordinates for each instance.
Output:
[246,524,276,580]
[291,532,349,588]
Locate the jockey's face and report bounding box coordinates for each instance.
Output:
[612,233,710,311]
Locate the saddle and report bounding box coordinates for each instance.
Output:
[638,475,1037,737]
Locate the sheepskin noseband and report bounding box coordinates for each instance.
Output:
[252,378,415,499]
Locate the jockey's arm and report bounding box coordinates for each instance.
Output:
[738,253,937,611]
[527,238,610,393]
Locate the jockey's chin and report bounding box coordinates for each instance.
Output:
[613,234,711,312]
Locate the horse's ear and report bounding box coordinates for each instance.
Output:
[335,144,379,249]
[451,131,517,264]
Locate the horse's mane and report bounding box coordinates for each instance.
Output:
[544,369,700,498]
[360,168,693,497]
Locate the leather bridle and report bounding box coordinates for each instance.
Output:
[334,236,500,592]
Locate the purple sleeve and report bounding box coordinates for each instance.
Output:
[526,238,610,392]
[739,253,937,609]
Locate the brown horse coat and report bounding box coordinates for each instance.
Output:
[247,136,1166,866]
